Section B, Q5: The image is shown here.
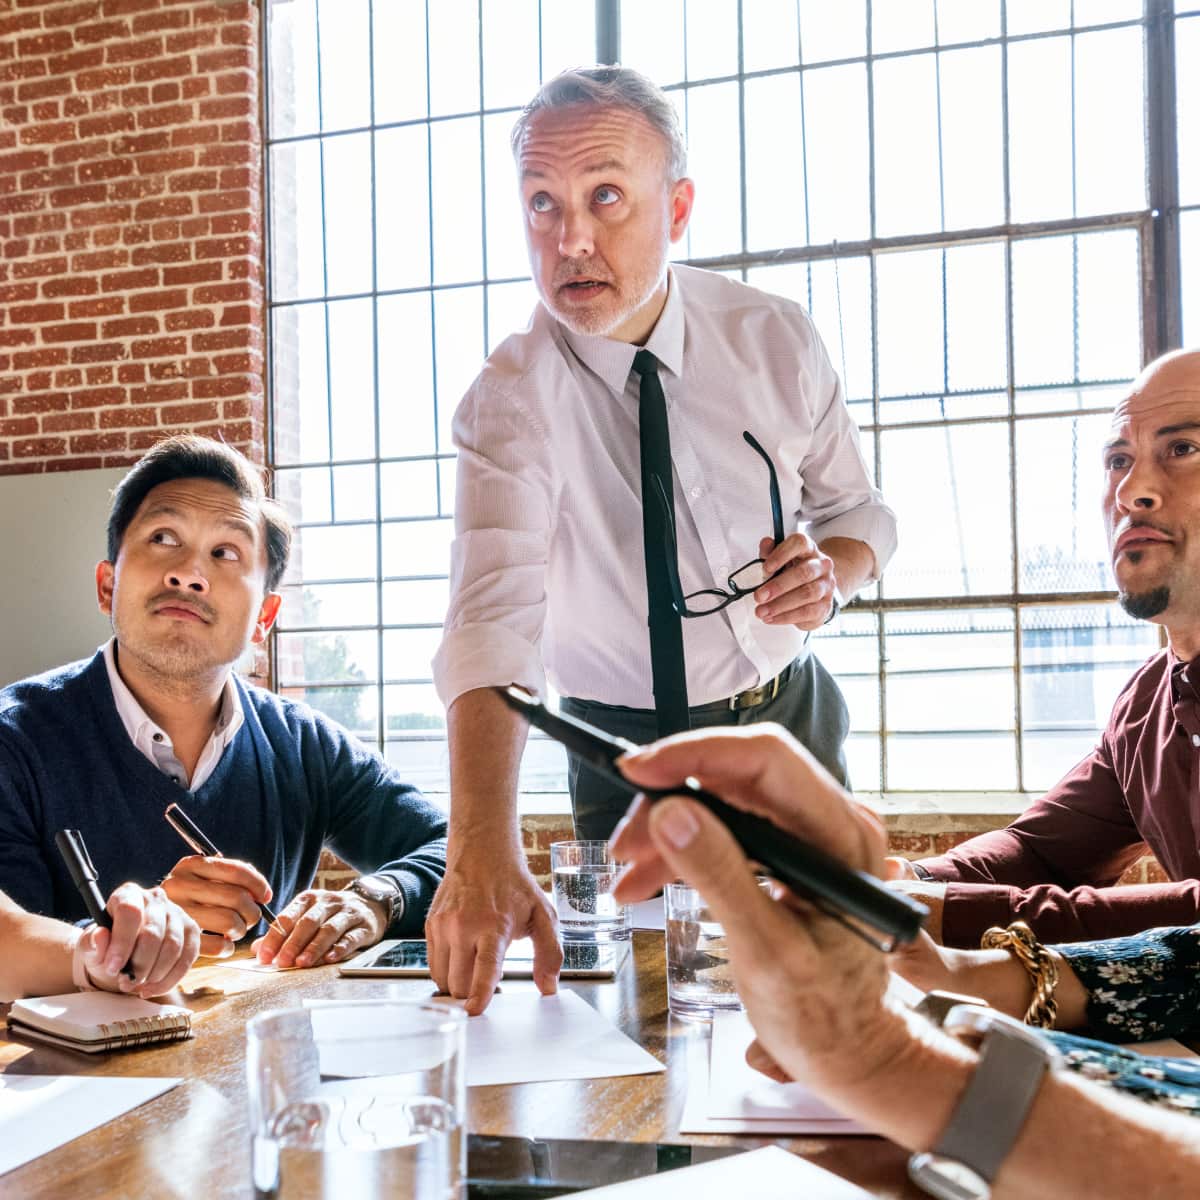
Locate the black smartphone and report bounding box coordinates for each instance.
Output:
[495,684,927,951]
[467,1133,744,1198]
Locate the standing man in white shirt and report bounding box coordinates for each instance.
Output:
[427,67,896,1013]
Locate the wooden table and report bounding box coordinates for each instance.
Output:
[0,932,922,1198]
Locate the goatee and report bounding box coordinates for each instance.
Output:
[1119,585,1170,620]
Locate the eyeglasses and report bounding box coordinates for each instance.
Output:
[652,430,785,618]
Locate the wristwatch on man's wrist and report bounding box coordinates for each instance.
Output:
[908,993,1061,1200]
[824,584,845,625]
[347,873,406,931]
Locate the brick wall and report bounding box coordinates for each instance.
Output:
[0,0,264,475]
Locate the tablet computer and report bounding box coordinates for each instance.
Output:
[338,937,630,979]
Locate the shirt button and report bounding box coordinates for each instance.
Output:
[1192,734,1200,748]
[690,486,702,499]
[153,733,164,743]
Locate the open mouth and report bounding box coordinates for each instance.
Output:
[558,279,609,298]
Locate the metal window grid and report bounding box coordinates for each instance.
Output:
[264,0,1189,795]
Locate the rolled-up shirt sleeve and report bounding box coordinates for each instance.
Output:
[794,324,897,581]
[432,378,557,710]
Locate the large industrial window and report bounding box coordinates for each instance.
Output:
[265,1,1190,804]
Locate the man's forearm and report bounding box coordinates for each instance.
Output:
[446,687,531,859]
[0,897,76,1000]
[819,535,877,597]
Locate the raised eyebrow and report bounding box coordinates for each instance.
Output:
[1155,421,1200,438]
[520,159,628,183]
[135,503,257,542]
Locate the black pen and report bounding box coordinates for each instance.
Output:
[495,684,928,951]
[164,801,283,932]
[55,828,136,979]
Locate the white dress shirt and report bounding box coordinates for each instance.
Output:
[433,264,897,710]
[103,638,244,791]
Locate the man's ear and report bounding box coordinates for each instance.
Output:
[668,177,695,243]
[96,561,115,616]
[252,591,283,645]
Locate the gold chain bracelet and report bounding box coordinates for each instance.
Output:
[980,920,1059,1029]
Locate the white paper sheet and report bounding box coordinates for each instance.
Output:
[561,1144,873,1199]
[0,1075,181,1176]
[677,1035,868,1136]
[629,897,665,931]
[309,987,664,1086]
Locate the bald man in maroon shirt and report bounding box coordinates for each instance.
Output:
[890,349,1200,947]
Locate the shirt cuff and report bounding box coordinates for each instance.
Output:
[940,883,1019,948]
[433,621,547,709]
[808,504,898,583]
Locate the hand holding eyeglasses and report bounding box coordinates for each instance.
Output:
[753,532,839,629]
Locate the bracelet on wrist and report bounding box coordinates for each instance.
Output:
[980,920,1058,1028]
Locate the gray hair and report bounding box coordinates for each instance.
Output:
[510,65,687,181]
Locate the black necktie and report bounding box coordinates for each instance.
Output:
[632,349,690,737]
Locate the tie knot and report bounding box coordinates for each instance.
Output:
[632,349,658,377]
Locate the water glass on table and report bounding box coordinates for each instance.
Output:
[551,840,631,942]
[665,882,743,1021]
[247,999,466,1200]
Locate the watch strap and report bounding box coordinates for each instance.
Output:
[349,874,406,930]
[924,1005,1058,1185]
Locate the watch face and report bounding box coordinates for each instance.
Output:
[909,1152,990,1200]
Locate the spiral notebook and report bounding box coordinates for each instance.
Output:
[6,992,192,1054]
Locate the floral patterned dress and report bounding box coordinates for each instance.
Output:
[1042,926,1200,1115]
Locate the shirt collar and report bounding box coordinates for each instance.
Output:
[102,637,244,750]
[559,267,685,395]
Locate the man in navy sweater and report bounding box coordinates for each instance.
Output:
[0,436,447,969]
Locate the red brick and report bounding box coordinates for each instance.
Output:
[171,124,219,149]
[132,54,192,83]
[2,104,30,127]
[134,196,190,220]
[167,170,219,193]
[71,249,127,271]
[41,321,97,343]
[19,164,75,190]
[69,341,128,363]
[105,35,163,66]
[43,411,97,433]
[0,282,38,303]
[101,0,160,16]
[129,381,186,404]
[19,121,78,146]
[197,189,250,215]
[0,328,37,348]
[68,385,125,408]
[31,234,62,255]
[45,455,104,471]
[128,287,187,313]
[51,137,111,165]
[13,436,67,458]
[162,262,221,286]
[23,371,52,392]
[69,296,124,318]
[3,237,31,259]
[99,404,157,428]
[110,177,164,201]
[16,77,72,103]
[0,61,48,86]
[131,9,190,36]
[131,335,186,357]
[131,242,190,266]
[69,430,128,453]
[209,212,254,237]
[31,101,62,122]
[219,119,256,145]
[161,399,218,424]
[46,49,105,76]
[42,4,103,29]
[181,77,209,101]
[135,148,193,173]
[222,398,251,420]
[12,211,63,235]
[99,266,157,291]
[11,255,67,279]
[77,158,135,185]
[164,309,214,332]
[9,302,64,324]
[13,349,68,370]
[63,96,89,117]
[53,369,83,388]
[111,130,168,155]
[78,110,135,139]
[215,69,254,97]
[165,29,217,54]
[150,82,179,105]
[136,101,191,130]
[100,315,158,337]
[49,185,109,210]
[73,19,131,45]
[213,352,255,375]
[149,219,179,241]
[191,374,245,399]
[194,281,248,304]
[0,11,43,38]
[197,96,250,121]
[42,275,98,297]
[76,67,131,92]
[84,365,113,385]
[0,417,39,437]
[13,393,70,414]
[16,30,75,57]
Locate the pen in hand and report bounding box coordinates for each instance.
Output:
[55,828,136,980]
[163,801,284,933]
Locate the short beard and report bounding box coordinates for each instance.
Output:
[1119,585,1170,620]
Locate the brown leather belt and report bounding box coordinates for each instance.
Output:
[690,657,803,714]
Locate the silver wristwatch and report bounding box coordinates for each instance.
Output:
[908,994,1061,1200]
[347,873,406,931]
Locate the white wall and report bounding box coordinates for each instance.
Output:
[0,468,125,687]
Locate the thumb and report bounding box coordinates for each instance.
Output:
[883,856,915,882]
[758,536,774,559]
[647,797,777,949]
[82,924,109,963]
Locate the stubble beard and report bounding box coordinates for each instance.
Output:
[1118,585,1171,621]
[547,256,667,339]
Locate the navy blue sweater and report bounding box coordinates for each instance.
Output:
[0,651,447,935]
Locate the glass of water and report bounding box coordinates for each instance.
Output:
[551,840,631,942]
[664,882,743,1021]
[247,999,466,1200]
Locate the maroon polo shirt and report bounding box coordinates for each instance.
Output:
[919,647,1200,946]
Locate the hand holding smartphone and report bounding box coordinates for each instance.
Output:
[494,685,927,951]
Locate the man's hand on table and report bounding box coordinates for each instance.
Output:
[252,888,388,968]
[78,882,201,997]
[886,879,946,943]
[425,853,562,1015]
[161,854,274,958]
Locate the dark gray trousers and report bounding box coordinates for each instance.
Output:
[560,653,851,841]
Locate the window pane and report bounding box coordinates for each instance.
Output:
[1020,605,1159,791]
[279,581,378,629]
[316,0,370,133]
[539,0,596,78]
[1184,210,1200,345]
[484,112,528,282]
[376,126,431,292]
[377,293,437,459]
[885,609,1017,790]
[383,579,450,626]
[1015,413,1113,593]
[745,73,805,250]
[322,133,373,296]
[677,82,742,259]
[277,630,380,684]
[743,0,801,73]
[271,303,330,464]
[327,298,376,460]
[1008,36,1073,223]
[873,53,942,237]
[813,611,881,790]
[482,0,541,111]
[622,0,686,86]
[1180,18,1200,206]
[428,0,481,116]
[803,64,870,243]
[286,523,377,586]
[288,686,377,740]
[1005,0,1071,35]
[872,0,935,54]
[685,0,738,80]
[487,279,539,354]
[268,0,320,139]
[876,247,944,398]
[431,118,483,285]
[270,141,325,302]
[372,0,427,124]
[799,0,866,63]
[934,0,1001,44]
[434,287,485,452]
[881,422,1013,598]
[382,517,455,577]
[383,628,444,682]
[386,684,446,736]
[938,46,1004,230]
[381,461,440,519]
